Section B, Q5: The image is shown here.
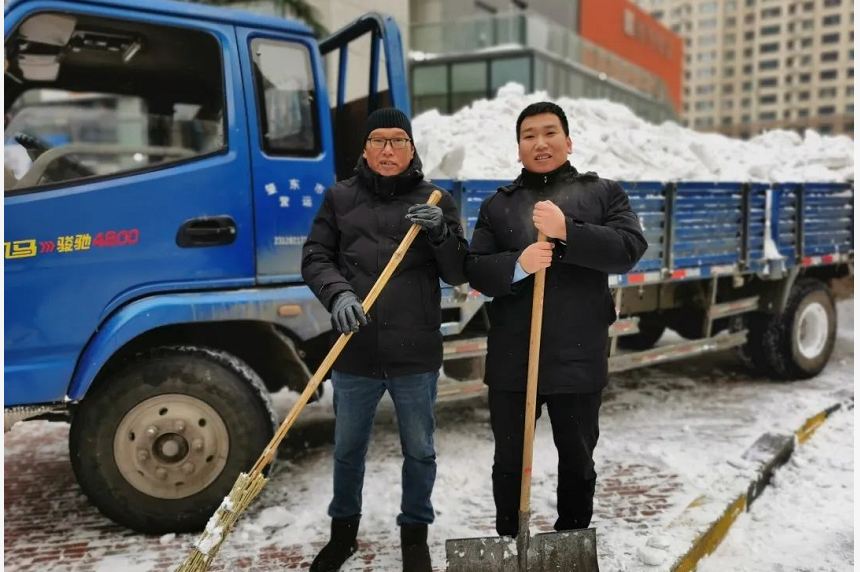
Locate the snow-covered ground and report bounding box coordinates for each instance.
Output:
[697,404,854,572]
[412,82,855,183]
[4,300,853,572]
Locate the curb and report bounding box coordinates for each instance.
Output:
[658,398,852,572]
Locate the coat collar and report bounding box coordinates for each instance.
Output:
[501,161,599,194]
[355,154,425,199]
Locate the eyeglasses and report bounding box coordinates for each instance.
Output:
[366,137,412,149]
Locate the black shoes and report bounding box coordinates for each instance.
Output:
[309,518,359,572]
[400,523,432,572]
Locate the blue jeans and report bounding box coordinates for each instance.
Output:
[328,370,438,526]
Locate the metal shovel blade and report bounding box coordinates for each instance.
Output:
[446,535,519,572]
[530,528,599,571]
[446,528,599,571]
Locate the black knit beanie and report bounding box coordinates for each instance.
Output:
[365,107,412,139]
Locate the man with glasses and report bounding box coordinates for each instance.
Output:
[302,107,467,572]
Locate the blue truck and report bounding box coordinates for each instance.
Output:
[4,0,853,533]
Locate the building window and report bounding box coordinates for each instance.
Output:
[818,106,836,115]
[822,33,840,44]
[761,94,778,104]
[820,70,838,80]
[761,7,780,17]
[800,55,812,66]
[846,104,854,114]
[759,59,778,70]
[723,99,734,108]
[700,2,718,13]
[696,68,716,79]
[723,84,735,94]
[821,51,839,62]
[696,85,715,95]
[798,109,810,118]
[801,37,814,48]
[760,42,779,53]
[760,25,780,36]
[822,15,840,26]
[744,31,755,41]
[802,19,815,30]
[695,101,715,111]
[700,18,718,29]
[744,47,754,57]
[725,50,736,60]
[726,1,738,10]
[725,33,736,43]
[724,67,735,77]
[819,124,833,134]
[759,77,778,87]
[651,10,664,19]
[819,87,837,98]
[799,91,810,101]
[847,86,854,97]
[759,111,777,121]
[726,17,737,26]
[722,117,733,126]
[799,73,811,83]
[823,0,840,6]
[699,35,717,46]
[802,2,814,11]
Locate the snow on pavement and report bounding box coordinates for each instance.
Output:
[697,405,854,572]
[3,300,854,571]
[413,82,855,184]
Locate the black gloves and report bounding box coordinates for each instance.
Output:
[406,204,448,243]
[330,291,368,334]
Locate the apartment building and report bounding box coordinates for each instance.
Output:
[634,0,854,137]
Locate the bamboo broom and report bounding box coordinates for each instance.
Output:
[175,190,444,572]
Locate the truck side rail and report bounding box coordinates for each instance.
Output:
[433,178,854,287]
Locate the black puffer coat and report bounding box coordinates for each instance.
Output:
[465,162,647,394]
[302,156,468,379]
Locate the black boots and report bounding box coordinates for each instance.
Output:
[309,518,359,572]
[400,523,432,572]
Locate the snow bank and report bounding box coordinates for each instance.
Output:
[413,82,855,183]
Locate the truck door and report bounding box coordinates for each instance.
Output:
[3,5,254,405]
[238,13,409,281]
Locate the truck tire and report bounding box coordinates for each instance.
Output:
[618,313,666,350]
[69,347,276,533]
[735,312,780,376]
[767,278,838,380]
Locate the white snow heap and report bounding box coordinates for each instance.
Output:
[413,83,855,183]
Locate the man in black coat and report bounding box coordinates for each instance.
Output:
[465,102,647,537]
[301,108,467,572]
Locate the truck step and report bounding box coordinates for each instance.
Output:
[609,317,640,337]
[609,330,748,373]
[708,296,760,320]
[443,337,487,360]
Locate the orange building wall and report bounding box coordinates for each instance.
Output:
[579,0,683,112]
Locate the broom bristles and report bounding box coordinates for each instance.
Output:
[174,472,268,572]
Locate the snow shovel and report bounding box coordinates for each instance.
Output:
[175,191,443,572]
[446,232,599,572]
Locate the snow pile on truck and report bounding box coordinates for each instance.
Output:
[413,82,854,183]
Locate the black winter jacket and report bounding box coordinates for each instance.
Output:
[302,156,468,379]
[465,162,647,394]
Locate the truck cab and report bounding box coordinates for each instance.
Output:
[4,0,411,532]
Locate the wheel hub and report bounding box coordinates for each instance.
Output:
[796,302,828,360]
[114,394,229,499]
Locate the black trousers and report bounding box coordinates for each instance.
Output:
[488,389,602,537]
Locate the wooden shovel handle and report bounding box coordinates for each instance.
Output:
[520,231,548,512]
[250,190,444,475]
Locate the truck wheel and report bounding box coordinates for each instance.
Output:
[767,279,838,380]
[735,312,780,376]
[618,313,666,350]
[69,347,276,533]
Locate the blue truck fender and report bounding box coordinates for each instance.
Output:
[67,285,331,400]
